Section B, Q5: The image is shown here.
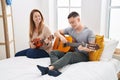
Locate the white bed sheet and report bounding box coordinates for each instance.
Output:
[0,57,119,80]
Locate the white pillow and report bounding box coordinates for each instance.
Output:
[100,38,119,61]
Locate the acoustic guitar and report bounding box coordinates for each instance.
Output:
[53,36,99,52]
[32,35,54,48]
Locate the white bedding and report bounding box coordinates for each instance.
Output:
[0,57,120,80]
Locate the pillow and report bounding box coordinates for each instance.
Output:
[88,35,104,61]
[100,38,119,61]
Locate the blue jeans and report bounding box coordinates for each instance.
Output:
[15,48,49,58]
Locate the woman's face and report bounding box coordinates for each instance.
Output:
[33,12,41,25]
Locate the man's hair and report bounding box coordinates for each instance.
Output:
[67,11,79,19]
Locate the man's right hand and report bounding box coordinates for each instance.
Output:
[60,37,68,43]
[54,30,68,43]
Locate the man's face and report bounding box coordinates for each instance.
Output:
[68,17,80,29]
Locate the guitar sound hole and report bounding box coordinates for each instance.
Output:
[63,43,67,47]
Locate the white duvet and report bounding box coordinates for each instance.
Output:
[0,57,119,80]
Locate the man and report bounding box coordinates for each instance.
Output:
[37,11,95,77]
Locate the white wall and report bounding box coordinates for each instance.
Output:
[81,0,102,34]
[81,0,108,36]
[39,0,56,33]
[100,0,109,37]
[12,0,42,52]
[49,0,57,33]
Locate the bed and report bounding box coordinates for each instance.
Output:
[0,56,120,80]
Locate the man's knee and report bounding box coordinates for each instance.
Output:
[50,50,60,55]
[65,52,73,58]
[66,52,73,55]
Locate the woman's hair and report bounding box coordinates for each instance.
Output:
[29,9,44,40]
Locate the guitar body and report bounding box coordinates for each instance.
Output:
[32,38,43,48]
[53,36,73,52]
[53,35,99,53]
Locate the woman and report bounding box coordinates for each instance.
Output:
[15,9,52,58]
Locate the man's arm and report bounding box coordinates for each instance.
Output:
[78,30,95,52]
[54,30,68,43]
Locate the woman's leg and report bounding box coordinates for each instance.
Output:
[26,49,49,58]
[15,48,30,57]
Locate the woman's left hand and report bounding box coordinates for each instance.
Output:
[44,39,50,45]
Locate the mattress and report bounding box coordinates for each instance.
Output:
[0,56,120,80]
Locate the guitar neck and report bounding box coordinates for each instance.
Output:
[64,42,100,50]
[64,42,86,48]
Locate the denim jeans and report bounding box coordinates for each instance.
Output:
[49,50,89,70]
[15,48,49,58]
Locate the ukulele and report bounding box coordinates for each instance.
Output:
[53,35,99,52]
[32,35,54,48]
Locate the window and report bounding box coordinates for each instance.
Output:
[57,0,81,29]
[109,0,120,48]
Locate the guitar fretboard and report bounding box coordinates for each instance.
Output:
[64,42,99,50]
[64,42,86,47]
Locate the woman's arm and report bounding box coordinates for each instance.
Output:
[43,26,53,48]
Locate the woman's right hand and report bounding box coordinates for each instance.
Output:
[30,42,36,48]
